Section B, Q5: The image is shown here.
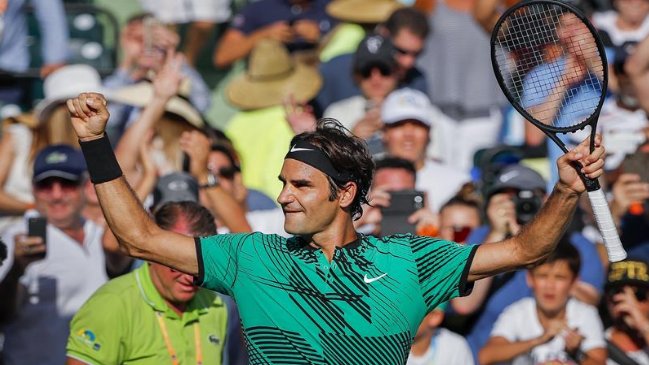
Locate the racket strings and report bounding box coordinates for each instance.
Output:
[494,4,604,130]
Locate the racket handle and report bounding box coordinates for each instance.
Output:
[587,189,627,262]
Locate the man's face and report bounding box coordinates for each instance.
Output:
[382,120,430,166]
[556,13,595,61]
[33,177,86,229]
[373,167,416,191]
[358,67,399,101]
[391,29,424,78]
[615,0,649,26]
[277,159,341,235]
[527,260,576,315]
[150,220,200,305]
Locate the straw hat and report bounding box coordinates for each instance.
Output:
[225,39,322,110]
[111,82,204,129]
[34,64,110,125]
[326,0,404,24]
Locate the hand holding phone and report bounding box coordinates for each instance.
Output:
[380,190,425,237]
[26,217,47,260]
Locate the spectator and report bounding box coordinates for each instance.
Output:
[354,156,437,236]
[407,303,474,364]
[479,243,607,364]
[604,259,649,365]
[319,0,402,63]
[0,65,107,235]
[66,200,247,365]
[324,34,399,153]
[104,13,210,142]
[380,88,469,213]
[418,0,507,172]
[593,0,649,49]
[464,164,605,360]
[437,194,482,244]
[520,10,603,189]
[110,50,206,183]
[316,7,429,111]
[224,39,321,200]
[0,0,68,107]
[0,145,131,365]
[214,0,334,68]
[138,0,233,66]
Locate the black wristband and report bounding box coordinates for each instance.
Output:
[79,135,123,184]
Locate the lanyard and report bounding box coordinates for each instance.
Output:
[155,312,203,365]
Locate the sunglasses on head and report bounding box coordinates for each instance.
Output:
[394,45,422,58]
[359,64,394,78]
[34,177,82,191]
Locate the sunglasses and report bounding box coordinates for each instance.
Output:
[210,165,240,180]
[394,45,422,58]
[359,64,394,78]
[34,177,82,191]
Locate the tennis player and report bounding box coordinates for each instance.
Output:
[66,92,605,364]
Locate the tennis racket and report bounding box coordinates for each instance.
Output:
[490,0,626,261]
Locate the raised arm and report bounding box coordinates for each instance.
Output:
[468,135,605,281]
[114,50,183,179]
[66,93,199,275]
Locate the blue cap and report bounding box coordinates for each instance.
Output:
[33,145,87,183]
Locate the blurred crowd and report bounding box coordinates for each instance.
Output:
[1,0,649,364]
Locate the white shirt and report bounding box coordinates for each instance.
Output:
[416,159,470,213]
[138,0,232,23]
[407,328,474,365]
[0,217,108,365]
[491,297,606,365]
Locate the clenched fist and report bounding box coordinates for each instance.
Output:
[66,92,110,141]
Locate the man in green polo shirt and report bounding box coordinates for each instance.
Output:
[66,201,244,365]
[66,93,607,364]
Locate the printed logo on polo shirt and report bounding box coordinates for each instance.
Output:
[208,334,220,346]
[76,328,101,351]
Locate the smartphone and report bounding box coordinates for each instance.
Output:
[27,216,47,259]
[380,190,425,237]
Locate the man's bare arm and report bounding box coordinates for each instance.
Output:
[66,93,199,275]
[468,135,605,281]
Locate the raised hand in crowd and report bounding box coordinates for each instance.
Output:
[284,94,316,134]
[611,173,649,223]
[352,101,383,140]
[610,286,649,338]
[180,130,252,233]
[485,192,521,242]
[292,20,321,43]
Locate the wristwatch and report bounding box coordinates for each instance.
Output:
[199,172,219,189]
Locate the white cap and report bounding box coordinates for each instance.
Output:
[381,88,433,127]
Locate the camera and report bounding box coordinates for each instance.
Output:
[513,190,542,225]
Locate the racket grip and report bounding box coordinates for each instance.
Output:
[588,189,627,262]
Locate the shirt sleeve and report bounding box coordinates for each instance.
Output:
[66,290,126,365]
[195,233,257,296]
[33,0,69,64]
[410,236,478,312]
[230,3,259,35]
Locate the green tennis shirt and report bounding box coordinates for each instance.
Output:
[196,232,477,365]
[67,263,229,365]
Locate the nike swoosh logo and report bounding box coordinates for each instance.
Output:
[363,273,387,284]
[290,146,314,153]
